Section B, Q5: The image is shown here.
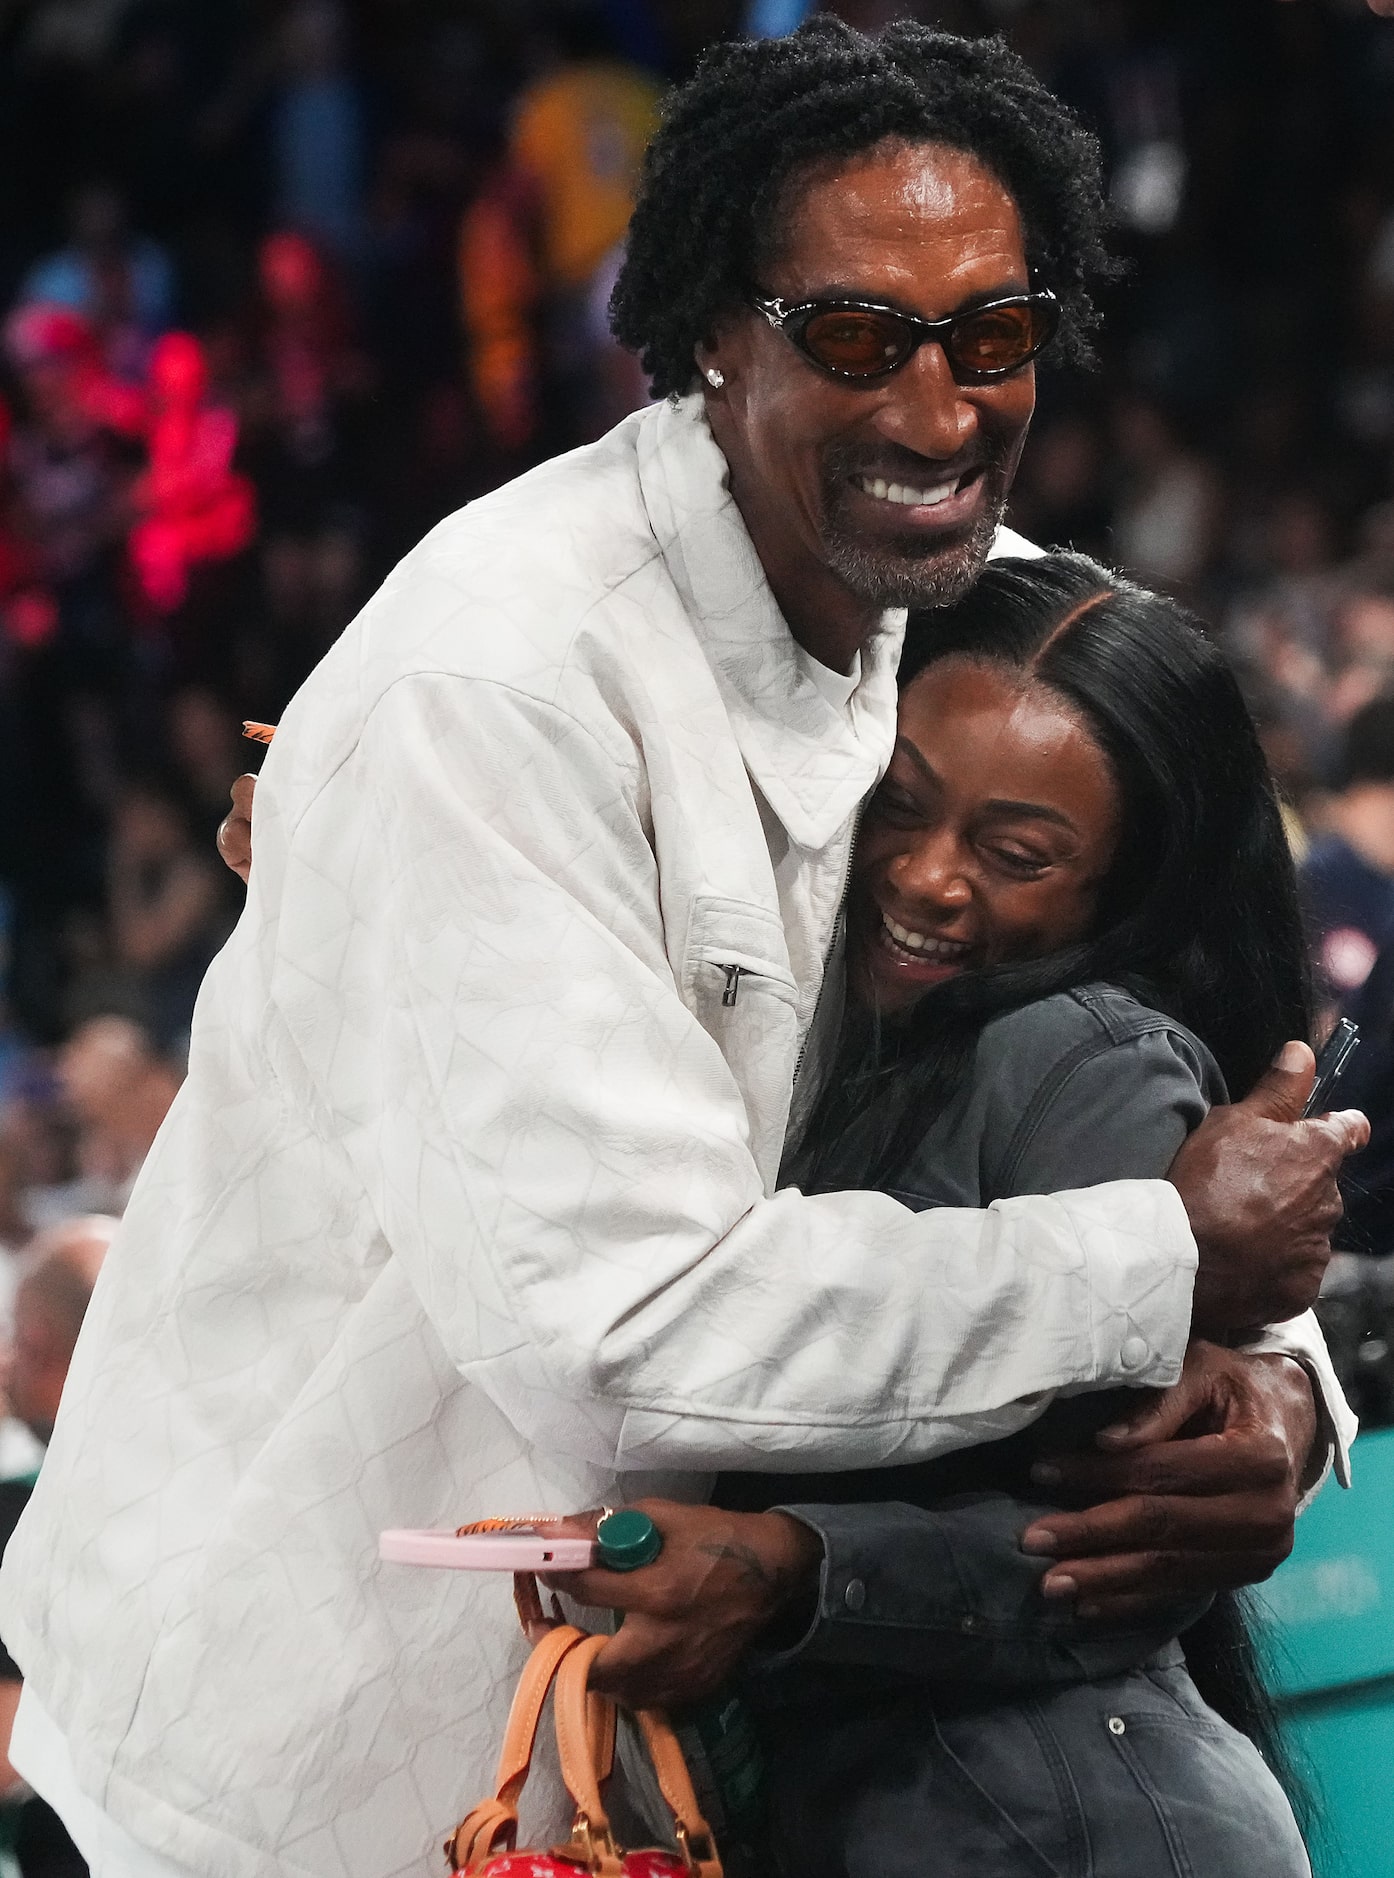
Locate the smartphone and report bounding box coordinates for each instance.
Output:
[379,1529,597,1571]
[1302,1018,1361,1119]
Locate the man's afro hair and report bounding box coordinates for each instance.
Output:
[610,16,1118,399]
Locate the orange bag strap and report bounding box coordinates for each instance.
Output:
[553,1641,722,1878]
[447,1801,518,1875]
[634,1710,724,1878]
[445,1624,588,1871]
[587,1668,618,1790]
[551,1634,623,1875]
[494,1625,590,1804]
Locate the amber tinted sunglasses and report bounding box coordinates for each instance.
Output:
[749,289,1060,384]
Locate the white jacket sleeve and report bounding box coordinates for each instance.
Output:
[1240,1310,1357,1500]
[266,673,1197,1472]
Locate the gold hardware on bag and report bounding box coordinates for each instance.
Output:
[553,1814,622,1869]
[673,1821,717,1878]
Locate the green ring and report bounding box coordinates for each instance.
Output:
[596,1508,663,1572]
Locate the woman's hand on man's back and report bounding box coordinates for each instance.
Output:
[1169,1040,1368,1336]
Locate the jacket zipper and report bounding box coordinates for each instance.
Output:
[718,800,865,1021]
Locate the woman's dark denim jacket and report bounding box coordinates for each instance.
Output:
[711,987,1311,1876]
[720,981,1225,1688]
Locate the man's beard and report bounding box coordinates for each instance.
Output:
[817,442,1010,610]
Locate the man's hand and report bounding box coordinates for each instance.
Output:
[217,774,257,884]
[1020,1341,1320,1621]
[1169,1040,1367,1336]
[540,1498,822,1709]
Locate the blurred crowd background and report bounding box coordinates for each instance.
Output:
[0,0,1391,1463]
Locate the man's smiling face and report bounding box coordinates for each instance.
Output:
[703,139,1039,651]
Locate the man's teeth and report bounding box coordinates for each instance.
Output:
[883,914,968,959]
[858,473,963,507]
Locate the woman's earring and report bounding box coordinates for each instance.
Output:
[704,367,725,389]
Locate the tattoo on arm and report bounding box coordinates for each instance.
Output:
[696,1540,791,1596]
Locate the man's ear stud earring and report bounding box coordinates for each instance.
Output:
[704,367,725,389]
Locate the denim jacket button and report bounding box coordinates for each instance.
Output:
[1108,1716,1126,1735]
[843,1577,867,1612]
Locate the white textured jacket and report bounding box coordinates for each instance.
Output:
[0,397,1350,1878]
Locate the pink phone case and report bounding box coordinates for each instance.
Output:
[378,1529,597,1571]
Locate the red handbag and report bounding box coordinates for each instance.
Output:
[444,1625,724,1878]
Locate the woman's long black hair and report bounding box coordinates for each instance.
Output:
[804,551,1315,1823]
[806,550,1313,1190]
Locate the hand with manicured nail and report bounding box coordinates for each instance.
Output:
[539,1498,823,1710]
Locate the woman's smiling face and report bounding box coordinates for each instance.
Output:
[851,656,1122,1015]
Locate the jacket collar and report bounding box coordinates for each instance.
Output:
[636,394,903,853]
